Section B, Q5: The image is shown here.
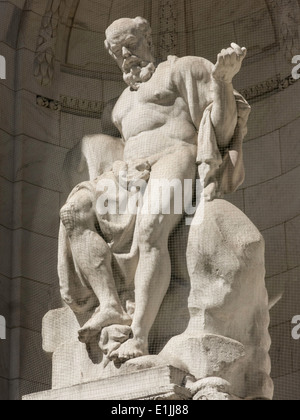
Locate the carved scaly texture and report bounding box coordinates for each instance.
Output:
[266,0,300,61]
[34,0,66,86]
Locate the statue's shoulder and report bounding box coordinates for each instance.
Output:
[166,55,214,81]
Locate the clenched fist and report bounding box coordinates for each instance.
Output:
[213,43,247,84]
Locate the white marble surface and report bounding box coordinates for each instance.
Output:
[0,0,300,401]
[50,16,274,401]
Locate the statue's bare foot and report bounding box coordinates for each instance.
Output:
[78,307,132,344]
[110,338,148,363]
[100,325,132,358]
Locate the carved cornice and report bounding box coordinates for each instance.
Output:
[36,94,105,119]
[240,73,298,102]
[36,95,61,110]
[36,72,299,117]
[60,95,104,118]
[34,0,66,87]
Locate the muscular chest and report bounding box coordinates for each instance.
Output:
[112,72,183,138]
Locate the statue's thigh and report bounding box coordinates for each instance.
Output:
[138,147,196,244]
[146,147,196,212]
[150,145,197,182]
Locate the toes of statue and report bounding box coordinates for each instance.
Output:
[99,325,132,357]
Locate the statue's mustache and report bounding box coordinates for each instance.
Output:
[122,56,148,73]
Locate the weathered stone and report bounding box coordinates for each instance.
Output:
[24,15,273,402]
[23,366,191,401]
[160,199,273,400]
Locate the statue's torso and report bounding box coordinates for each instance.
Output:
[112,60,198,161]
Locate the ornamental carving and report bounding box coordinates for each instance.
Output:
[266,0,300,61]
[34,0,66,86]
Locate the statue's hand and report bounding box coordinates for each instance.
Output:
[204,181,220,202]
[213,43,247,84]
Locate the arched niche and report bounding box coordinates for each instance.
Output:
[32,0,300,106]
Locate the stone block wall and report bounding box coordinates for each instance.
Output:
[234,87,300,400]
[0,0,21,400]
[0,0,61,400]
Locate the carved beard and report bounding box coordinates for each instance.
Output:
[122,57,156,91]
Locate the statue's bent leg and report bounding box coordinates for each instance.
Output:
[58,220,98,314]
[111,145,197,362]
[60,185,131,344]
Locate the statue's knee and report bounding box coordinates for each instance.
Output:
[60,199,93,233]
[60,185,94,232]
[62,292,97,314]
[60,203,76,232]
[138,218,168,252]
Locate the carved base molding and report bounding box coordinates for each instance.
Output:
[23,366,191,401]
[23,365,244,401]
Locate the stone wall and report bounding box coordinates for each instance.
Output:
[0,0,19,400]
[237,87,300,401]
[0,0,55,400]
[0,0,299,400]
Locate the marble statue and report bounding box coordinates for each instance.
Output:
[55,17,273,400]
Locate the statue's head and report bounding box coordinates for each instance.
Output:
[105,17,156,90]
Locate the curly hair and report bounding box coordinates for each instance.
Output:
[132,17,152,46]
[104,17,152,53]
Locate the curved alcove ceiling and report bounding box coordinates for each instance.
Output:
[32,0,300,109]
[63,0,278,73]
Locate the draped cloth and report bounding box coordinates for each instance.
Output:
[168,55,251,196]
[197,91,251,196]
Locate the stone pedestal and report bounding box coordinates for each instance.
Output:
[22,305,244,401]
[23,199,273,401]
[23,366,191,401]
